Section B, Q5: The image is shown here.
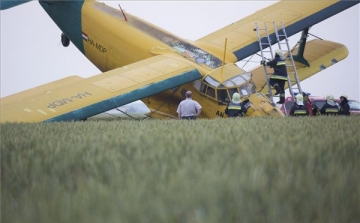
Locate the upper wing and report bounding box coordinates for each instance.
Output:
[250,39,349,93]
[195,0,359,61]
[0,55,202,123]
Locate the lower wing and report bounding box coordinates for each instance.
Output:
[0,55,202,123]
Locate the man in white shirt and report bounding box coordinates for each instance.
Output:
[176,91,202,120]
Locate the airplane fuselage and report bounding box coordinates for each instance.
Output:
[40,0,257,119]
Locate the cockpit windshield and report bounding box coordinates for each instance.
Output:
[204,76,220,87]
[224,75,248,87]
[195,71,256,104]
[239,82,255,97]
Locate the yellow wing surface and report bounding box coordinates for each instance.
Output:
[1,76,84,106]
[250,39,349,92]
[0,55,202,123]
[195,0,357,61]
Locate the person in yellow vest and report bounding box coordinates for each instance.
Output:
[261,49,288,104]
[320,94,339,115]
[290,94,309,116]
[225,93,247,117]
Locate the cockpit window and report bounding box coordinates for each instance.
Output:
[227,88,238,100]
[239,82,255,97]
[224,75,247,87]
[206,86,216,98]
[224,80,236,87]
[204,76,220,87]
[200,83,207,93]
[199,71,254,102]
[217,89,229,103]
[241,73,251,81]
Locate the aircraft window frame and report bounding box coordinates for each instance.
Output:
[248,82,256,94]
[230,75,247,85]
[238,82,255,97]
[223,75,247,88]
[227,88,238,100]
[241,73,251,81]
[224,79,236,87]
[217,84,226,89]
[204,76,220,88]
[200,82,207,94]
[206,86,216,98]
[193,80,201,91]
[217,89,229,103]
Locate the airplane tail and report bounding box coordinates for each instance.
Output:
[0,0,32,10]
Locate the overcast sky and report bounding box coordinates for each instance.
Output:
[1,1,359,101]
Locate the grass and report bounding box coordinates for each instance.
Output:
[1,116,359,223]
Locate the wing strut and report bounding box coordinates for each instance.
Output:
[220,38,228,81]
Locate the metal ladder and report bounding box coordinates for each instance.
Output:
[255,21,303,104]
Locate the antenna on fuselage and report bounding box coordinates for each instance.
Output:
[220,38,227,81]
[118,4,128,21]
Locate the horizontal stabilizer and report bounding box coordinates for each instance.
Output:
[0,0,32,10]
[250,39,349,93]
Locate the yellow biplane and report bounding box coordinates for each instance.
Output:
[1,0,359,122]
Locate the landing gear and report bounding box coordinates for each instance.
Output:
[61,33,70,47]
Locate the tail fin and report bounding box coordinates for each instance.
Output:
[0,0,32,10]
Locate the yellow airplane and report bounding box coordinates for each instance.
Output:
[1,0,359,122]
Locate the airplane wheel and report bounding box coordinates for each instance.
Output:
[61,33,70,47]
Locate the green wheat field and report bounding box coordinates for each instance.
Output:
[1,116,359,223]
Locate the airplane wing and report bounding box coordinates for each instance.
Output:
[250,39,349,93]
[1,76,84,105]
[195,0,358,61]
[0,55,202,123]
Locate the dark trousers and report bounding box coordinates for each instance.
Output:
[181,116,196,120]
[270,78,286,102]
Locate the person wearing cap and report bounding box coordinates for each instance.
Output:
[339,94,350,115]
[261,49,288,104]
[177,91,202,120]
[225,92,247,117]
[320,94,339,116]
[289,94,309,116]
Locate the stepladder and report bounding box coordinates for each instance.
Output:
[255,21,303,105]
